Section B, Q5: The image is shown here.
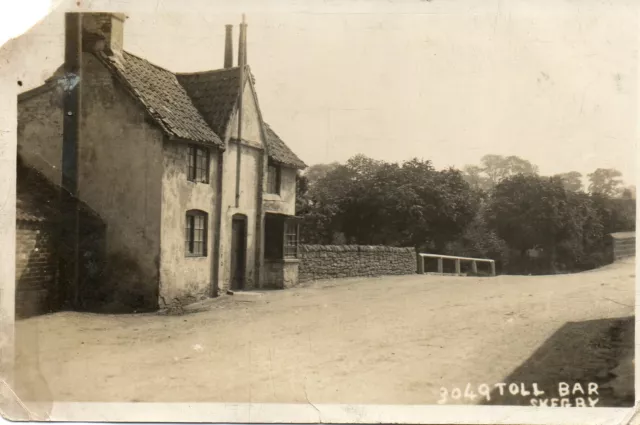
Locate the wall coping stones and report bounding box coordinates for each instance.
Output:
[300,244,415,253]
[610,231,635,240]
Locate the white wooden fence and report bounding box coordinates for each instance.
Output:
[418,253,496,276]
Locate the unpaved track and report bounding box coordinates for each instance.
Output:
[14,259,635,405]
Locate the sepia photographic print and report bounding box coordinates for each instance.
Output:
[0,0,637,423]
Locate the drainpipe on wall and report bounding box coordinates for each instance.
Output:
[254,141,265,289]
[212,150,224,297]
[235,14,247,208]
[61,12,83,309]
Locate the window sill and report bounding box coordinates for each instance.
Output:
[263,193,282,200]
[185,255,208,259]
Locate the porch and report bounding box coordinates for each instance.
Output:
[262,212,302,288]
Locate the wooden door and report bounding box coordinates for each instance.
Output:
[230,217,246,290]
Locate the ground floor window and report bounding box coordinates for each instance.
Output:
[185,210,208,257]
[284,220,299,258]
[265,214,300,260]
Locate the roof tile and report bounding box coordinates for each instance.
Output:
[177,67,241,138]
[264,123,307,169]
[98,51,224,147]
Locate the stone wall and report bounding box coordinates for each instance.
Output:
[299,245,417,283]
[263,260,299,289]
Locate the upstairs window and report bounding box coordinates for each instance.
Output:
[266,161,281,194]
[188,145,209,183]
[185,210,208,257]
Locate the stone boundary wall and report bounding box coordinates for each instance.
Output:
[299,245,417,282]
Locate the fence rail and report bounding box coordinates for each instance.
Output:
[418,253,496,276]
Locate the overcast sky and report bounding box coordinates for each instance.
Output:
[3,0,638,185]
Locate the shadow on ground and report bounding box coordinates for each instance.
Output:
[483,316,634,407]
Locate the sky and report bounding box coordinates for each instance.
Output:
[2,0,638,185]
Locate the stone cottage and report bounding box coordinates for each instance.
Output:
[17,12,306,312]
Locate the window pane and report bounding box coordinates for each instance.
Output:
[186,215,193,254]
[192,147,207,183]
[185,211,208,256]
[187,147,195,181]
[196,149,203,181]
[284,220,299,258]
[188,146,209,183]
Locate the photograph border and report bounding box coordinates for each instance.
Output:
[0,0,638,423]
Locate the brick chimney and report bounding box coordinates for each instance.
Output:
[81,13,126,57]
[224,25,233,68]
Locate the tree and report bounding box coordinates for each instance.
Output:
[295,171,310,215]
[481,155,538,186]
[302,162,341,187]
[462,154,539,191]
[298,162,356,244]
[590,193,636,234]
[444,204,509,269]
[620,185,636,200]
[485,174,570,271]
[588,168,624,197]
[485,174,615,273]
[554,171,583,192]
[556,190,605,271]
[462,165,489,192]
[298,155,478,250]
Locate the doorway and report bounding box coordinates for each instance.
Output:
[230,215,247,290]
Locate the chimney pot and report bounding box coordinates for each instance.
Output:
[224,25,233,68]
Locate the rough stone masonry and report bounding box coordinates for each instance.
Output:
[298,244,417,283]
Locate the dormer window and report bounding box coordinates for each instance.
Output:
[187,145,209,183]
[266,160,281,194]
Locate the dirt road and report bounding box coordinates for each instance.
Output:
[13,258,635,406]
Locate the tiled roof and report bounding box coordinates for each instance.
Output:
[33,53,306,168]
[177,67,242,138]
[264,123,307,169]
[97,51,224,148]
[178,68,305,169]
